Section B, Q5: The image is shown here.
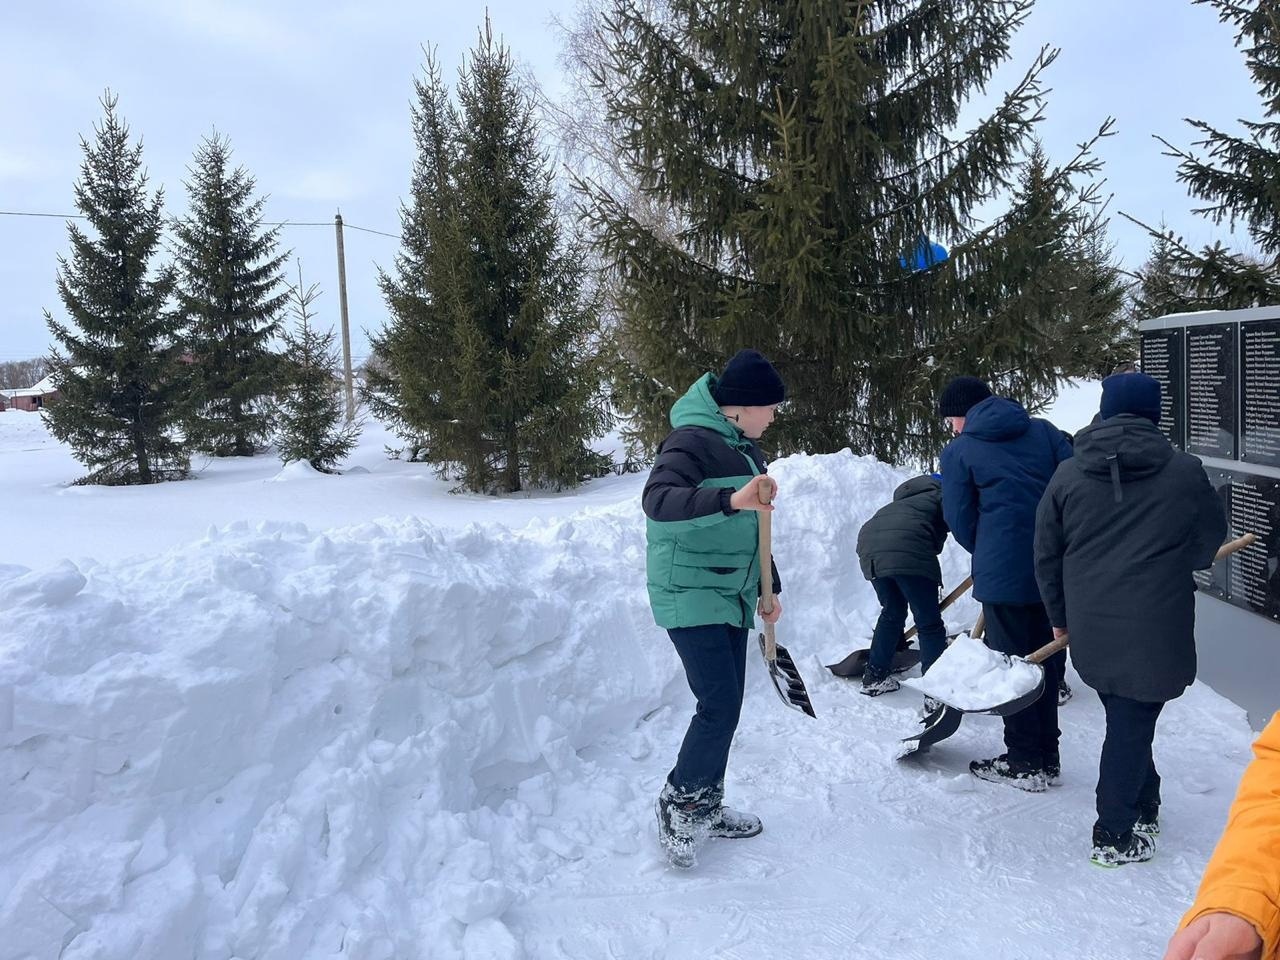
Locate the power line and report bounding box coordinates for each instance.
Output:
[0,209,400,239]
[343,222,400,240]
[0,210,85,219]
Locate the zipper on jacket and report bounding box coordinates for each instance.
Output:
[1106,453,1123,504]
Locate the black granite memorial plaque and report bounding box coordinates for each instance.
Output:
[1140,328,1185,449]
[1241,319,1280,467]
[1186,324,1237,460]
[1195,468,1234,600]
[1225,470,1280,622]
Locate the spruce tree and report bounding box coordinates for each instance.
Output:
[1131,0,1280,309]
[995,143,1129,384]
[369,23,611,493]
[365,50,457,464]
[581,0,1118,463]
[43,93,190,485]
[277,266,359,473]
[173,132,289,457]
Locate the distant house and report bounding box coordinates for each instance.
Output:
[1,374,59,412]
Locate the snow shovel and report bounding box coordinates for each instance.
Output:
[757,485,816,719]
[896,610,982,759]
[906,533,1257,741]
[826,575,975,678]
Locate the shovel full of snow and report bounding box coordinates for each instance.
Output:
[905,533,1258,719]
[757,483,816,718]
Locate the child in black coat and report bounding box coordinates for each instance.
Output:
[855,476,949,696]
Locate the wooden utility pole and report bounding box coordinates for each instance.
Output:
[334,212,356,422]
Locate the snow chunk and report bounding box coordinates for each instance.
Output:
[266,459,327,482]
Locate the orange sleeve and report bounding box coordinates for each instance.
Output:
[1178,712,1280,957]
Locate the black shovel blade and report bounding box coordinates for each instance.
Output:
[827,646,922,678]
[760,633,817,718]
[896,704,963,759]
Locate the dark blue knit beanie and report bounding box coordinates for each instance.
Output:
[1100,372,1162,425]
[712,350,786,407]
[937,376,992,417]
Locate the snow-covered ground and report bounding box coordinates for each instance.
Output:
[0,413,640,567]
[0,391,1261,960]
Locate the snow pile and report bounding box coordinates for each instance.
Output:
[0,448,927,960]
[0,509,669,959]
[904,633,1044,710]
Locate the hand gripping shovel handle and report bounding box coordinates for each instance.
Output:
[1021,532,1259,665]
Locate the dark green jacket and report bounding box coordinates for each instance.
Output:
[855,476,948,584]
[642,374,781,629]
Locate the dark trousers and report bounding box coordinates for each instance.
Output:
[667,624,749,793]
[983,601,1066,769]
[1095,694,1164,837]
[869,575,947,675]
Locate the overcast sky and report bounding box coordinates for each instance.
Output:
[0,0,1265,365]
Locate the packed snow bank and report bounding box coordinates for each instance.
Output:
[904,633,1044,710]
[0,448,960,960]
[0,508,670,959]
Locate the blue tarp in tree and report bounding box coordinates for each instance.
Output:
[899,235,949,272]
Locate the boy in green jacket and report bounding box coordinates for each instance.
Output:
[642,349,784,868]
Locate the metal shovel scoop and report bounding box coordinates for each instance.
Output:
[897,610,983,759]
[757,483,816,718]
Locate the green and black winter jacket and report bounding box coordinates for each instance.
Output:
[642,374,782,629]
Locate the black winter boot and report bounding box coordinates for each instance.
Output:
[656,781,713,868]
[1134,803,1160,836]
[860,665,901,697]
[969,754,1048,792]
[1091,826,1154,867]
[707,782,763,839]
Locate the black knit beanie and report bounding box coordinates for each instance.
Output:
[712,350,786,407]
[937,376,993,418]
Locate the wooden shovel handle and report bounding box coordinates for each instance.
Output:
[757,478,776,658]
[1023,533,1259,665]
[758,478,775,603]
[1026,633,1070,665]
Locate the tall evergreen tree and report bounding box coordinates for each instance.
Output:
[173,132,289,457]
[368,22,611,493]
[996,142,1130,384]
[277,265,360,473]
[1132,0,1280,309]
[43,93,190,485]
[581,0,1117,463]
[365,50,456,464]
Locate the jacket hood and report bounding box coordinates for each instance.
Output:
[670,373,743,443]
[893,475,942,502]
[1072,414,1174,502]
[962,396,1031,442]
